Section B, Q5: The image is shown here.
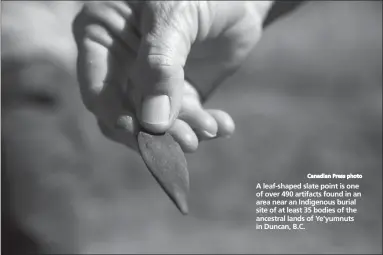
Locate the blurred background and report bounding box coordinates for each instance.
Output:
[1,1,382,254]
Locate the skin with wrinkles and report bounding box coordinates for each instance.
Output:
[72,1,266,153]
[71,0,268,216]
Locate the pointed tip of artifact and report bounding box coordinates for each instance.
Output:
[172,188,189,215]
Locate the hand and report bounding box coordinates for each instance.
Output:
[72,1,269,152]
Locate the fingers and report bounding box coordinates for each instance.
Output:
[168,119,198,153]
[73,2,140,52]
[131,2,198,134]
[170,107,235,152]
[73,2,137,112]
[75,32,137,129]
[206,109,235,138]
[179,96,218,139]
[72,1,236,155]
[178,80,234,140]
[175,80,235,146]
[73,2,142,151]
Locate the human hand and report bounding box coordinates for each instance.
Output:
[72,1,271,152]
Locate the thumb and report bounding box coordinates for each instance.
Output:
[131,2,197,134]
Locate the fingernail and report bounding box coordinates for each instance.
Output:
[115,115,137,134]
[115,115,132,129]
[141,95,170,125]
[202,131,216,138]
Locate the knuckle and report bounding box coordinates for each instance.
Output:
[83,24,113,48]
[74,2,111,40]
[145,53,183,80]
[131,53,183,87]
[147,53,175,68]
[73,3,98,40]
[76,2,133,49]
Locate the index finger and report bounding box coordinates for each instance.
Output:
[72,3,138,123]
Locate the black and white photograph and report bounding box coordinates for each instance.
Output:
[1,1,382,254]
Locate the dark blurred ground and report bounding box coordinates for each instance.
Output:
[1,1,382,254]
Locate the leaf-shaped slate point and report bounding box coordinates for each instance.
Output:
[137,131,189,215]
